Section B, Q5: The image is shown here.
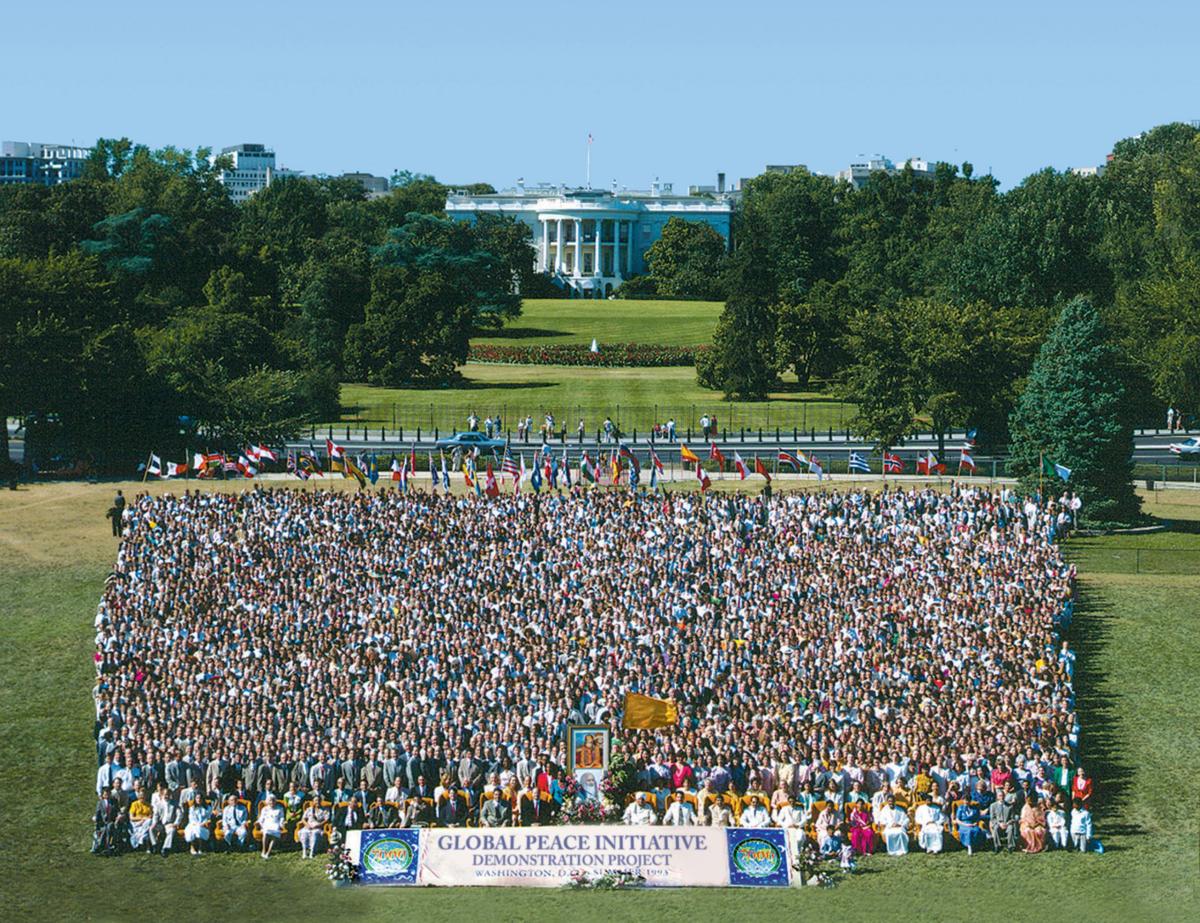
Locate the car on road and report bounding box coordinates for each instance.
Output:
[435,431,508,451]
[1169,436,1200,456]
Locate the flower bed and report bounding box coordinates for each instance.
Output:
[469,343,707,367]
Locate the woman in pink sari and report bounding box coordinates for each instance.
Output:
[1020,795,1047,854]
[850,804,875,855]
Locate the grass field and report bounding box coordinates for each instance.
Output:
[1,482,1198,922]
[339,366,852,435]
[335,297,856,434]
[472,298,724,347]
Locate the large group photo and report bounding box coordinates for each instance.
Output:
[4,1,1200,921]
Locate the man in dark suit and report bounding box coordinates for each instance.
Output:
[457,748,484,804]
[361,748,384,801]
[242,754,262,802]
[335,796,365,832]
[165,750,185,796]
[366,796,395,829]
[340,748,363,791]
[436,789,468,827]
[518,785,550,827]
[93,786,122,854]
[480,789,512,827]
[382,746,401,791]
[404,751,424,791]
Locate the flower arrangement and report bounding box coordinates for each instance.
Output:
[469,343,707,368]
[794,840,846,889]
[325,847,358,885]
[560,796,621,825]
[563,869,647,890]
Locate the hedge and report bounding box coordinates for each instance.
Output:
[468,343,707,367]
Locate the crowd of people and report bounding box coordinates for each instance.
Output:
[92,483,1094,861]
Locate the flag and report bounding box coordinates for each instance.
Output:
[648,448,665,476]
[409,445,417,476]
[778,450,805,470]
[695,461,711,492]
[709,442,726,470]
[809,457,824,481]
[440,453,450,490]
[610,452,622,485]
[462,458,475,489]
[530,459,542,493]
[254,444,277,463]
[680,444,700,464]
[163,461,188,478]
[649,459,658,489]
[326,439,345,461]
[501,448,520,480]
[621,692,678,729]
[561,448,572,487]
[965,428,978,446]
[848,451,870,474]
[580,451,597,484]
[344,456,367,487]
[883,452,903,474]
[236,454,257,478]
[754,456,771,483]
[146,454,162,477]
[733,451,748,480]
[618,443,640,473]
[958,447,977,473]
[1042,457,1071,482]
[629,462,639,488]
[298,451,322,478]
[367,454,379,485]
[517,454,526,493]
[916,451,945,476]
[485,463,500,498]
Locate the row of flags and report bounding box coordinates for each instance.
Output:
[142,433,1074,488]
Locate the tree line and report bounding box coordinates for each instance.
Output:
[644,124,1199,459]
[0,140,538,468]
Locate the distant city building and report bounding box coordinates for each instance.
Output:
[0,140,91,186]
[339,172,390,198]
[836,155,936,189]
[213,144,302,204]
[446,178,733,298]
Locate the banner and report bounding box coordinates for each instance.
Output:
[349,826,794,888]
[356,828,421,885]
[725,828,791,887]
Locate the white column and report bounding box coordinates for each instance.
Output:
[627,221,634,275]
[594,218,602,278]
[614,221,623,280]
[573,218,582,277]
[540,219,548,271]
[555,218,563,273]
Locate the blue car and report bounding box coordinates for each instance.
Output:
[435,431,508,451]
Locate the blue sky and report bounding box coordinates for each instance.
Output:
[6,0,1197,189]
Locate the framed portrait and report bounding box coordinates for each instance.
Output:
[566,724,610,775]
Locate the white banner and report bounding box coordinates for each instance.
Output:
[420,826,733,888]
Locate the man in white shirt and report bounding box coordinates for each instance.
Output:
[662,791,696,826]
[773,797,806,830]
[914,799,945,853]
[740,795,770,827]
[622,792,657,825]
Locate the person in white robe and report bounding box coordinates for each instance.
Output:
[259,794,285,858]
[706,797,734,827]
[622,792,657,825]
[185,796,212,855]
[915,799,945,853]
[740,796,771,827]
[773,798,806,831]
[878,798,910,856]
[299,800,329,858]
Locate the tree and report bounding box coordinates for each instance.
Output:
[696,235,776,400]
[773,280,848,387]
[1009,297,1140,526]
[642,217,728,299]
[840,302,926,449]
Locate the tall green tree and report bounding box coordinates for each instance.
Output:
[1009,297,1140,526]
[642,216,728,299]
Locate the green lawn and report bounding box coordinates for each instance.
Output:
[1,484,1197,922]
[473,298,724,347]
[338,366,852,435]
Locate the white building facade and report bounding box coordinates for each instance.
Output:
[0,141,91,186]
[214,143,302,203]
[446,183,733,297]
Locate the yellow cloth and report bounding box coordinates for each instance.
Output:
[680,445,700,464]
[622,692,679,729]
[129,800,153,821]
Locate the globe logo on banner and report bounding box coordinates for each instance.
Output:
[732,838,782,877]
[725,828,790,887]
[359,829,420,884]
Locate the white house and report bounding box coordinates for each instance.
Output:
[445,180,733,298]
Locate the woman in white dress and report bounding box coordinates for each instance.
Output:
[878,796,910,856]
[259,794,285,858]
[1046,797,1069,849]
[299,800,329,858]
[184,794,212,855]
[914,799,945,853]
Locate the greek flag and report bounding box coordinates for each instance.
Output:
[848,452,871,474]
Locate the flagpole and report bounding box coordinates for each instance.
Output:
[141,452,152,483]
[586,133,591,189]
[1039,450,1044,500]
